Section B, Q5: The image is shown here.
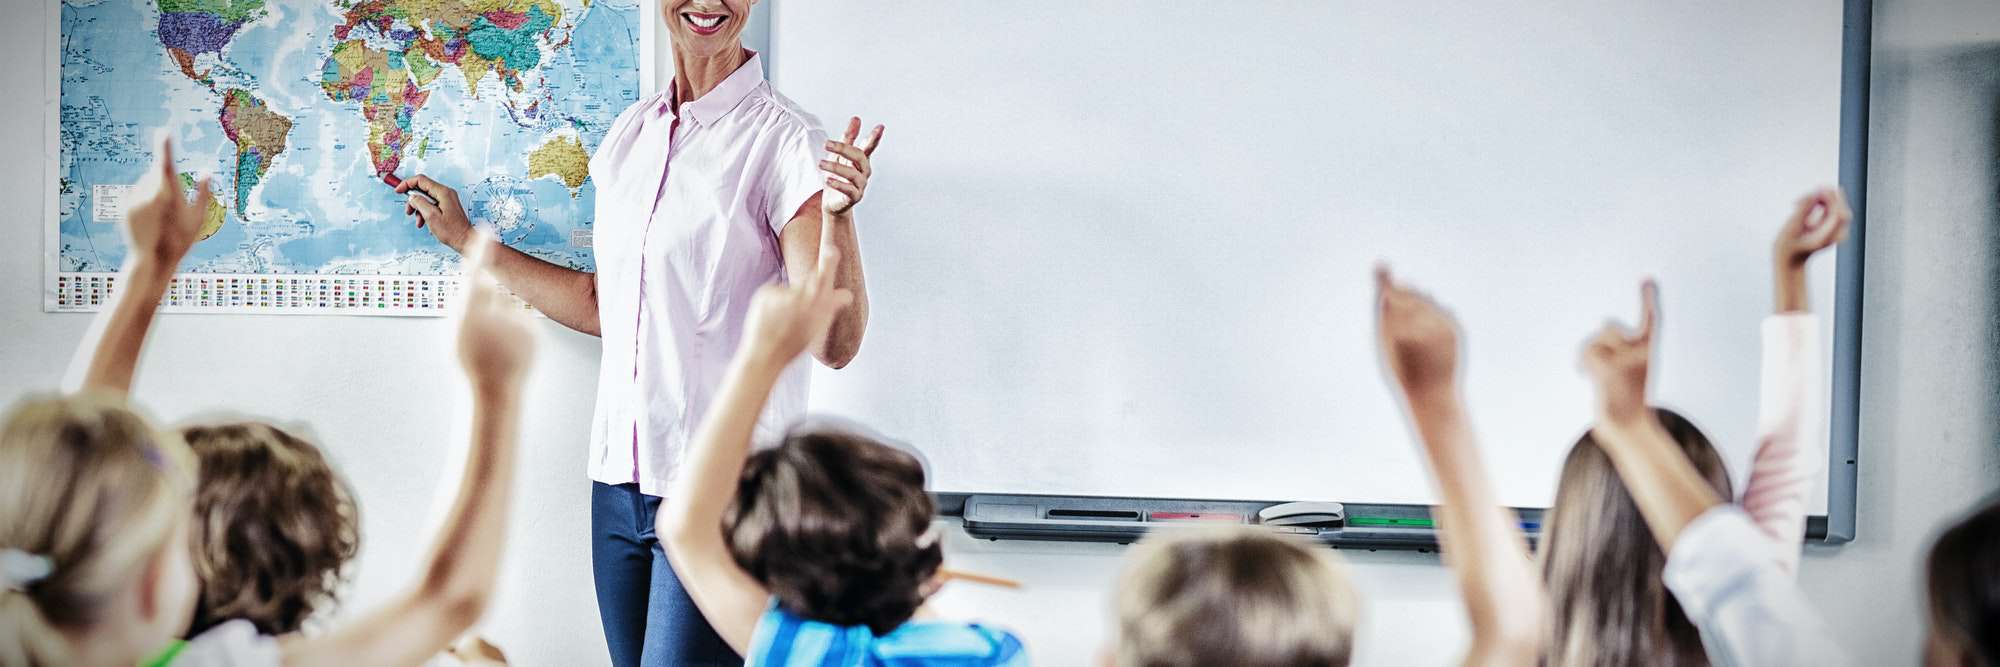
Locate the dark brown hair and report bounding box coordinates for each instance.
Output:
[180,422,359,636]
[723,427,941,636]
[1540,407,1731,667]
[1925,497,2000,667]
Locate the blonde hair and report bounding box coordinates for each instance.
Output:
[0,394,195,667]
[1114,526,1360,667]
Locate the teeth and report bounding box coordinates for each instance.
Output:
[685,14,723,28]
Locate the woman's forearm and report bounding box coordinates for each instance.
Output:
[816,212,868,368]
[484,242,601,336]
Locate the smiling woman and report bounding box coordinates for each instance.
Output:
[396,0,885,664]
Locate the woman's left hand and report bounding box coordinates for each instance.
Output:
[820,116,885,215]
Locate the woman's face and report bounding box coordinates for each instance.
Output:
[662,0,758,58]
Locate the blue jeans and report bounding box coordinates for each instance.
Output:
[591,482,741,666]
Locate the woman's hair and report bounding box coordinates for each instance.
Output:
[723,427,942,636]
[0,393,196,667]
[1540,407,1731,667]
[180,422,359,637]
[1113,526,1360,667]
[1924,497,2000,667]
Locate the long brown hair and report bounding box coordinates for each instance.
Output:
[1925,498,2000,667]
[1540,407,1730,667]
[181,422,360,636]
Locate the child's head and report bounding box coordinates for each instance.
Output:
[180,421,359,637]
[1541,406,1730,666]
[1110,526,1360,667]
[723,426,942,635]
[0,394,199,667]
[1924,497,2000,667]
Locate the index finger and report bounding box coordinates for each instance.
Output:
[860,124,885,156]
[843,116,861,145]
[155,136,184,200]
[1637,279,1659,342]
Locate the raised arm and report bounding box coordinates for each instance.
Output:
[281,235,535,667]
[779,117,883,369]
[659,247,854,654]
[66,138,214,396]
[1742,188,1850,573]
[1373,266,1546,666]
[1580,281,1725,549]
[401,175,602,336]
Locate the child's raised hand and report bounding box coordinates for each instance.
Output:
[1374,265,1462,396]
[454,233,535,392]
[744,247,855,365]
[1774,187,1852,268]
[1582,280,1659,429]
[126,137,215,272]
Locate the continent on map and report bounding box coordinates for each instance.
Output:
[218,88,292,218]
[527,134,589,194]
[332,0,564,100]
[321,40,439,176]
[178,172,228,241]
[155,0,266,84]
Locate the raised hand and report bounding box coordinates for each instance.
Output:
[820,116,885,215]
[1375,265,1462,397]
[743,246,855,364]
[400,174,476,254]
[1773,187,1851,312]
[455,232,535,392]
[125,137,216,272]
[1582,280,1659,429]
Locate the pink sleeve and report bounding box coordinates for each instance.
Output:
[764,121,830,237]
[1738,313,1825,577]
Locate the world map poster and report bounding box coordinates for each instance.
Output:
[50,0,640,314]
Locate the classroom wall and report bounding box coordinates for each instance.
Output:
[4,1,1996,665]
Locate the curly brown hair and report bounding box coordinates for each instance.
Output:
[180,422,359,636]
[723,427,942,636]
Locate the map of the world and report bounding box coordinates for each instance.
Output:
[51,0,639,313]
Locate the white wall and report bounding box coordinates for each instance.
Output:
[7,1,1998,665]
[1794,1,2000,663]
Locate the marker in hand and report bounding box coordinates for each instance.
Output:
[384,172,439,206]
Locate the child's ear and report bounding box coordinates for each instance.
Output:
[918,572,945,600]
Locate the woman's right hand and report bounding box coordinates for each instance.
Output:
[399,174,475,254]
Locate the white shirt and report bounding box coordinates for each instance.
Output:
[1664,506,1850,666]
[585,54,827,495]
[177,620,281,666]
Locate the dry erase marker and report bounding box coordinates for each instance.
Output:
[383,172,438,206]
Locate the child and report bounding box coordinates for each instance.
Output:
[1539,188,1851,665]
[0,393,200,667]
[3,137,538,666]
[657,248,1026,663]
[1923,498,2000,667]
[179,422,360,637]
[1107,527,1360,667]
[1373,266,1549,666]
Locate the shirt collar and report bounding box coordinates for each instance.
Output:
[657,52,765,127]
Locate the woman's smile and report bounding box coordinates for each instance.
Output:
[682,10,729,35]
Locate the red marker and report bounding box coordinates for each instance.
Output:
[384,172,438,206]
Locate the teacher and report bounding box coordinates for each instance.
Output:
[398,0,878,663]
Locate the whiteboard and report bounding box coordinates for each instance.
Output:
[778,2,1845,510]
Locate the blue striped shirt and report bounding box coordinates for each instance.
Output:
[748,602,1028,666]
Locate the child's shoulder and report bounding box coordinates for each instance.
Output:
[754,605,1029,666]
[167,620,282,667]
